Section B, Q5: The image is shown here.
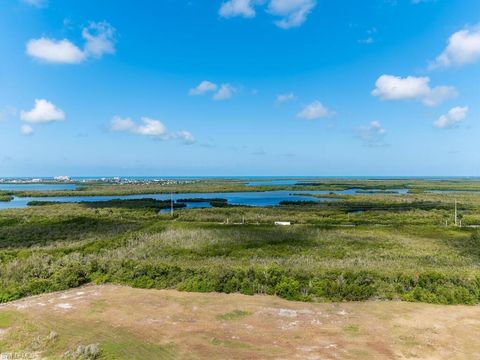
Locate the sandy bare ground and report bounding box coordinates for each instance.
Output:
[0,284,479,359]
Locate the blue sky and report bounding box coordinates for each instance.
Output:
[0,0,479,176]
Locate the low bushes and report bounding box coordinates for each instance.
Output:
[22,256,480,304]
[1,249,479,304]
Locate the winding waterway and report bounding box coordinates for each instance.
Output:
[0,187,410,210]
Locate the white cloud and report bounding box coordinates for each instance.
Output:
[173,130,196,144]
[267,0,316,29]
[20,99,65,123]
[20,125,34,136]
[276,92,296,104]
[355,121,387,146]
[297,100,333,120]
[110,116,136,132]
[188,81,236,100]
[136,117,168,136]
[372,74,457,106]
[372,75,430,99]
[26,21,115,64]
[434,106,468,129]
[26,38,85,64]
[219,0,256,18]
[111,116,167,137]
[430,24,480,68]
[213,84,236,100]
[422,86,458,107]
[21,0,48,7]
[110,116,195,144]
[82,21,116,58]
[189,81,218,96]
[218,0,316,29]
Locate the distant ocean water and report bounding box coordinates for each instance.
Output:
[2,176,480,181]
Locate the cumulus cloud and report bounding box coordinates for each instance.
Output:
[173,130,196,145]
[297,100,333,120]
[434,106,468,129]
[109,116,136,132]
[430,24,480,69]
[20,124,34,136]
[20,99,65,123]
[26,21,115,64]
[18,99,64,135]
[371,75,457,106]
[219,0,316,29]
[189,81,218,96]
[26,38,85,64]
[372,75,430,99]
[82,21,116,58]
[188,81,235,100]
[276,92,296,104]
[422,86,458,107]
[111,116,167,137]
[219,0,256,18]
[110,116,195,144]
[213,84,236,100]
[267,0,316,29]
[135,117,168,136]
[355,121,387,146]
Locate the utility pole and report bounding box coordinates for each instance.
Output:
[454,199,458,227]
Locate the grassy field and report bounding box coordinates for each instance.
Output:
[1,284,479,359]
[0,182,479,305]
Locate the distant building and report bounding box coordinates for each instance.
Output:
[54,176,71,182]
[274,221,291,226]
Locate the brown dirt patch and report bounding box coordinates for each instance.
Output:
[0,285,479,359]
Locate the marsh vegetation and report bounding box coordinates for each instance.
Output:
[5,178,480,199]
[0,179,479,305]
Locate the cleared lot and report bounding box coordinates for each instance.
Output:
[0,284,479,359]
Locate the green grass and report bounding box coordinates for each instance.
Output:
[0,313,177,359]
[89,299,108,314]
[100,340,176,359]
[0,311,17,328]
[209,337,252,350]
[0,181,480,305]
[344,324,361,336]
[216,310,252,321]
